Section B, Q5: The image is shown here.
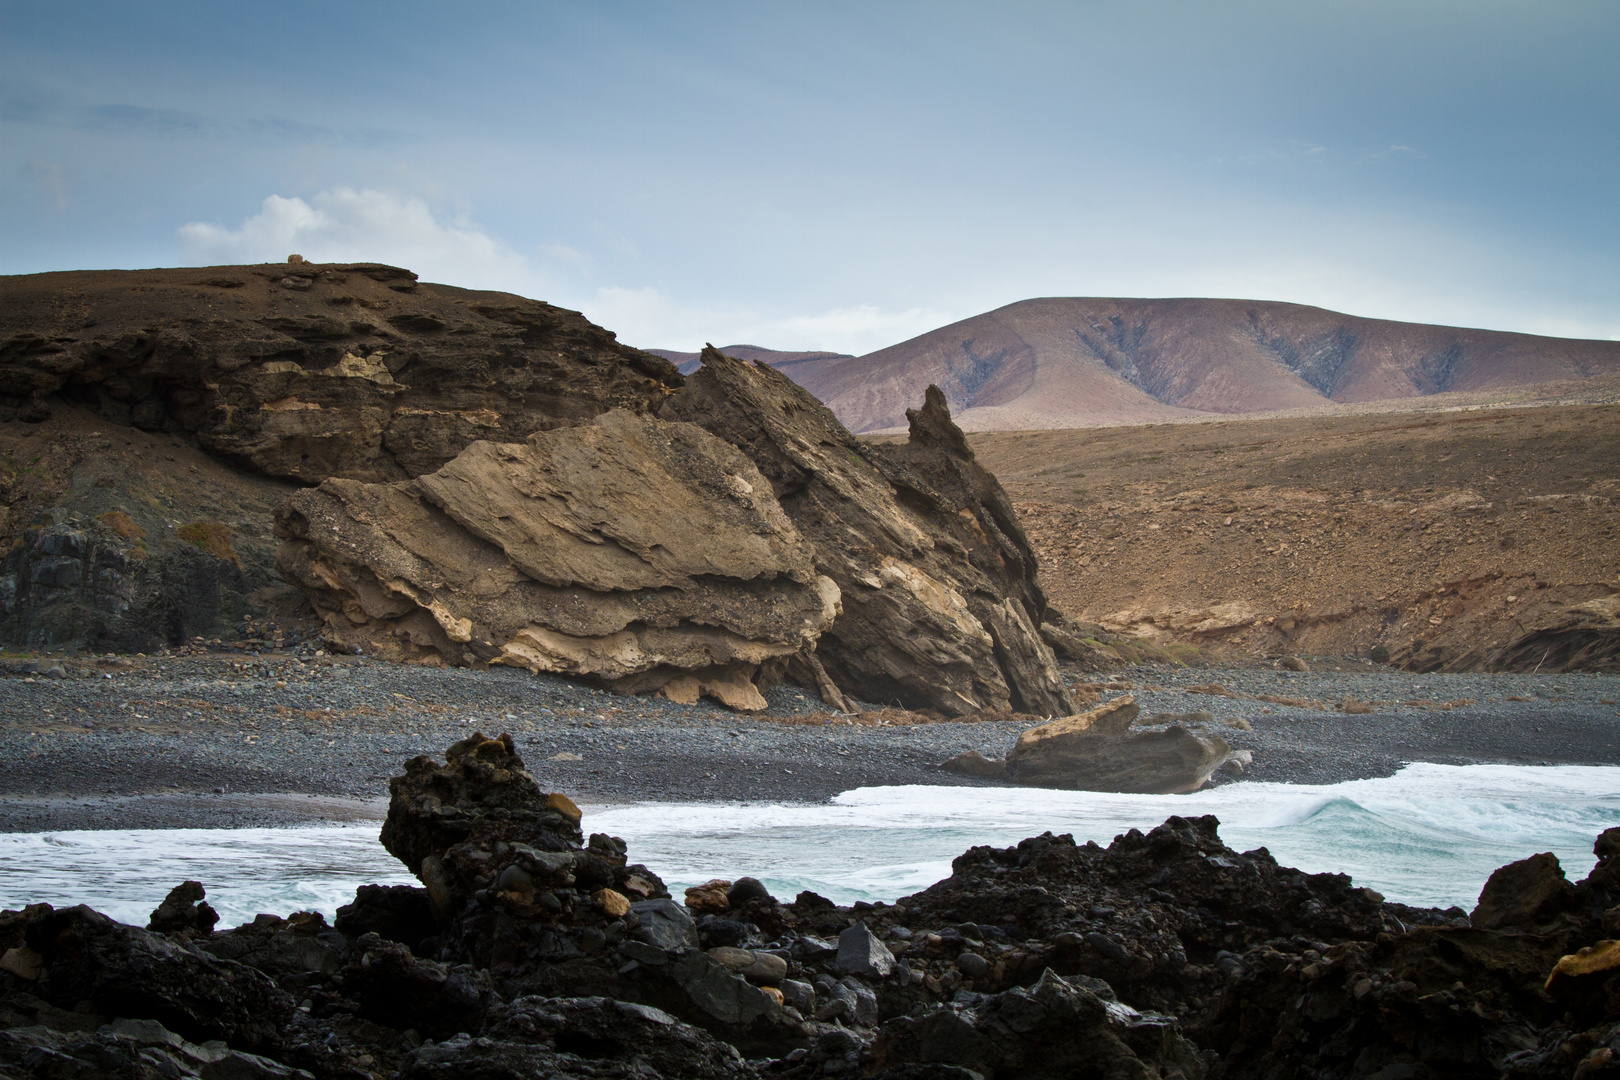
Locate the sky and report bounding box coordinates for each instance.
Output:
[3,1,1618,354]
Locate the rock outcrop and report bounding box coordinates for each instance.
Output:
[0,263,681,484]
[276,409,839,705]
[662,349,1072,716]
[940,696,1234,793]
[6,739,1620,1079]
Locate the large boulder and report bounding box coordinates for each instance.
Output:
[661,350,1072,716]
[941,697,1234,794]
[23,906,291,1050]
[276,409,839,705]
[0,263,681,483]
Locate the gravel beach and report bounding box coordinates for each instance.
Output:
[3,651,1618,832]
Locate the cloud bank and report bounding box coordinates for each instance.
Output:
[177,190,947,354]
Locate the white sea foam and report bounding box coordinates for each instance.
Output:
[2,764,1615,927]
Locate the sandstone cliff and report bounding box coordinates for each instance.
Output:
[0,262,681,483]
[663,349,1072,716]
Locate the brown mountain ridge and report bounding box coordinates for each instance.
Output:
[772,298,1620,432]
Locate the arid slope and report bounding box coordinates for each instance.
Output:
[957,403,1620,671]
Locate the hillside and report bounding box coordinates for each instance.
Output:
[954,402,1620,672]
[781,298,1620,432]
[646,344,854,376]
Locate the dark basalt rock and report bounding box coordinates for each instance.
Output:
[662,350,1072,717]
[148,880,220,937]
[8,744,1620,1080]
[23,905,291,1050]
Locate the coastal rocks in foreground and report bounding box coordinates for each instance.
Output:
[8,740,1620,1079]
[941,695,1236,793]
[277,410,839,707]
[664,350,1072,717]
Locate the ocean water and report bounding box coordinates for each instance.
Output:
[1,763,1615,928]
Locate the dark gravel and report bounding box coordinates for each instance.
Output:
[2,651,1617,831]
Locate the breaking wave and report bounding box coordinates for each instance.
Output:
[1,763,1615,927]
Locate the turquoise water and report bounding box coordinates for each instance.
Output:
[2,763,1615,927]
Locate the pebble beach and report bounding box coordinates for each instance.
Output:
[3,651,1618,832]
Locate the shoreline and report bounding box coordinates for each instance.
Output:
[3,654,1618,832]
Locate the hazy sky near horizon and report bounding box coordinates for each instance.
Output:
[4,1,1617,353]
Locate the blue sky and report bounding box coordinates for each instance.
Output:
[4,1,1617,352]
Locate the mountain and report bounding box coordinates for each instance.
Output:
[645,344,855,376]
[770,298,1620,432]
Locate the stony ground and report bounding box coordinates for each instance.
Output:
[3,649,1617,832]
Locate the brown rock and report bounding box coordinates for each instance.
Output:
[685,880,732,914]
[662,350,1072,716]
[1012,696,1140,754]
[276,409,839,701]
[0,263,681,484]
[594,888,632,918]
[546,792,582,824]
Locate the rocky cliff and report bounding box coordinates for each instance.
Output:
[0,262,681,484]
[0,267,1070,714]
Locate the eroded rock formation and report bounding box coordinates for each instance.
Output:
[663,349,1072,716]
[0,263,681,484]
[276,410,839,706]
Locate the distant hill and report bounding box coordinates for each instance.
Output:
[767,298,1620,432]
[645,344,855,376]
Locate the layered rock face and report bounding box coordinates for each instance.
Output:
[0,263,680,484]
[277,410,839,707]
[663,349,1072,717]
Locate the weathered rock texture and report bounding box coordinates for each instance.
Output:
[0,263,681,484]
[276,409,839,704]
[6,737,1620,1080]
[941,696,1234,794]
[662,349,1072,716]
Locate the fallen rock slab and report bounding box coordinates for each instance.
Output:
[940,696,1235,794]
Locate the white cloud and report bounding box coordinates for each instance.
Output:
[176,188,537,293]
[580,287,948,355]
[176,192,943,354]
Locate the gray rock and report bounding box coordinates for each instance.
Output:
[779,978,816,1014]
[834,921,894,978]
[955,951,990,979]
[631,899,699,951]
[618,939,670,966]
[1085,932,1130,964]
[667,951,782,1027]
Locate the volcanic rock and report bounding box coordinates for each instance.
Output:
[661,349,1072,716]
[871,968,1207,1080]
[276,409,839,703]
[0,263,681,484]
[399,995,755,1080]
[23,905,290,1050]
[147,881,220,937]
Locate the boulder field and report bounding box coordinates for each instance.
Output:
[3,735,1618,1079]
